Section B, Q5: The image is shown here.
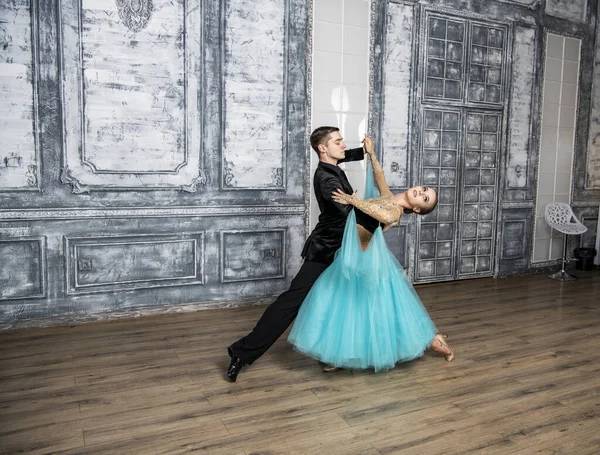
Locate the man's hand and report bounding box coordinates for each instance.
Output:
[362,134,375,157]
[332,188,356,205]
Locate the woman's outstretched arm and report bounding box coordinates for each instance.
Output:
[332,189,401,225]
[364,136,393,198]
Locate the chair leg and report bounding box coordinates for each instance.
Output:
[547,234,578,281]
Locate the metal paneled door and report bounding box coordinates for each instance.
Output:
[415,11,507,282]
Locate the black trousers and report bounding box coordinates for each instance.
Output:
[228,260,329,365]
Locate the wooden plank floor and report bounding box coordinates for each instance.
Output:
[1,271,599,455]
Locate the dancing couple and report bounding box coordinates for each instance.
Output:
[227,126,454,381]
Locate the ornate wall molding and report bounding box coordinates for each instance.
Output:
[220,0,289,190]
[58,0,204,191]
[0,0,41,192]
[220,229,286,282]
[0,237,46,301]
[65,232,204,294]
[0,205,305,221]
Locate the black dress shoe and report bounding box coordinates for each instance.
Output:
[226,349,246,382]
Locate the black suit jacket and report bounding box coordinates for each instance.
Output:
[301,147,365,264]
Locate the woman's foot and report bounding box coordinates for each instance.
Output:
[323,364,342,372]
[432,333,455,362]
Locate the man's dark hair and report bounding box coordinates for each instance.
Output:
[310,126,339,155]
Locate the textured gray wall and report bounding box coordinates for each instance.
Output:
[0,0,309,328]
[1,0,599,328]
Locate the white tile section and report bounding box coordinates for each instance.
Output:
[532,33,582,263]
[310,0,371,229]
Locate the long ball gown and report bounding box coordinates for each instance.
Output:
[287,162,438,372]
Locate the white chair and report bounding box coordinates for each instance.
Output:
[544,203,588,281]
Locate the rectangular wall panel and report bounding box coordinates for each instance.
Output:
[65,233,204,294]
[220,230,285,282]
[586,1,600,189]
[0,238,46,300]
[59,0,203,191]
[0,0,40,191]
[506,25,536,190]
[222,0,286,189]
[498,208,533,274]
[382,2,415,188]
[501,220,527,259]
[545,0,587,23]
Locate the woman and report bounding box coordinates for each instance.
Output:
[288,136,454,372]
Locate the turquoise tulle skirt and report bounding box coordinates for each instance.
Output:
[288,210,437,372]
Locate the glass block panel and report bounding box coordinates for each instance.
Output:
[476,256,491,272]
[481,152,497,167]
[437,259,452,275]
[480,186,495,202]
[428,38,446,58]
[468,83,485,102]
[477,239,492,254]
[462,222,477,238]
[428,59,445,77]
[465,169,481,184]
[441,150,457,167]
[483,115,498,132]
[420,242,436,259]
[418,260,435,278]
[463,205,479,221]
[429,17,447,39]
[442,132,458,149]
[461,240,476,255]
[457,110,501,279]
[460,257,476,273]
[467,114,483,131]
[425,15,466,101]
[421,224,437,241]
[426,78,444,97]
[470,64,485,82]
[445,62,462,80]
[465,151,481,167]
[437,242,452,258]
[444,80,462,99]
[472,25,488,45]
[424,131,441,148]
[423,150,440,166]
[423,168,440,185]
[439,187,455,203]
[443,112,460,130]
[467,23,507,104]
[437,223,454,240]
[479,204,494,220]
[488,28,504,48]
[437,205,454,221]
[425,110,442,129]
[440,169,456,185]
[466,134,481,150]
[478,222,493,238]
[446,21,465,42]
[463,186,479,202]
[481,169,495,185]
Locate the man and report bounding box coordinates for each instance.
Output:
[226,126,365,382]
